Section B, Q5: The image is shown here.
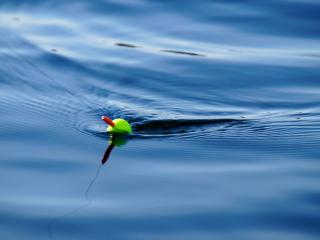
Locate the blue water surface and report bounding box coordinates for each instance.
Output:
[0,1,320,240]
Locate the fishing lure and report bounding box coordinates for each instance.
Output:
[101,116,132,134]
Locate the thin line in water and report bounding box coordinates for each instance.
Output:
[47,164,103,240]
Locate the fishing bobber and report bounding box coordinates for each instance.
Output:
[101,116,132,134]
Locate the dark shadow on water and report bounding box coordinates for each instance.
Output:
[114,42,205,57]
[47,135,128,240]
[161,50,205,57]
[115,42,140,48]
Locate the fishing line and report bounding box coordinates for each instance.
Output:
[47,163,103,240]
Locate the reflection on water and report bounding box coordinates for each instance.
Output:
[102,135,128,164]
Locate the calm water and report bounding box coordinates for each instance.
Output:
[1,1,320,239]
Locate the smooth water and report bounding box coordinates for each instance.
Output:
[1,1,320,239]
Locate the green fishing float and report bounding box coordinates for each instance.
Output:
[101,116,132,134]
